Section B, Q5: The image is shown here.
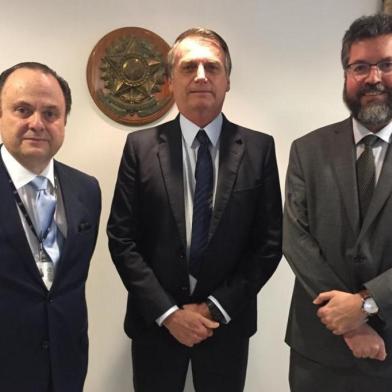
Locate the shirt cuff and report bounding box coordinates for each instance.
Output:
[156,305,179,326]
[208,295,231,324]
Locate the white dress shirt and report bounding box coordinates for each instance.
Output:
[353,118,392,184]
[156,114,231,325]
[1,145,67,288]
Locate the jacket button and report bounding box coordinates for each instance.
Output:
[179,253,185,260]
[181,286,189,292]
[42,340,49,350]
[354,255,364,263]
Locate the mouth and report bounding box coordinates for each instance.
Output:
[23,138,49,143]
[189,90,213,95]
[362,91,385,96]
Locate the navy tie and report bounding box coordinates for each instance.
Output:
[357,134,378,223]
[189,130,213,278]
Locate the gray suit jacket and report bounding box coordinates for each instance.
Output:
[284,117,392,376]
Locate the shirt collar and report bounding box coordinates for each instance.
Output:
[180,113,223,148]
[352,117,392,145]
[1,145,55,190]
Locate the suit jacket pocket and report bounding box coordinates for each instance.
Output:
[78,221,92,232]
[232,182,263,193]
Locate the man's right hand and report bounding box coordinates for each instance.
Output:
[163,308,219,347]
[343,323,387,361]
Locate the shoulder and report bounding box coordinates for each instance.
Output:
[55,161,100,192]
[125,118,179,144]
[293,117,351,148]
[223,116,275,151]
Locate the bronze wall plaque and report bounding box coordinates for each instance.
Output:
[87,27,174,125]
[384,0,392,14]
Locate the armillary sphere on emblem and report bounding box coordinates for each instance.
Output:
[87,27,174,125]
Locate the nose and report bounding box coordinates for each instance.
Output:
[29,112,44,131]
[195,63,207,82]
[364,65,382,84]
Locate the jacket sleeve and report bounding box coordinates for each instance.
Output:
[211,136,283,318]
[107,134,177,325]
[283,140,350,299]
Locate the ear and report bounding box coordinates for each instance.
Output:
[226,77,230,92]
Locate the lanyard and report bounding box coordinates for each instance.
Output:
[2,162,56,243]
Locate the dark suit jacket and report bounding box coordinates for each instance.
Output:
[284,117,392,376]
[0,154,101,392]
[107,115,282,343]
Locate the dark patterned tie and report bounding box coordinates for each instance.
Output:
[357,134,378,223]
[189,130,213,278]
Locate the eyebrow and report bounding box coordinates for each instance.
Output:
[181,58,221,64]
[349,56,392,63]
[12,100,60,110]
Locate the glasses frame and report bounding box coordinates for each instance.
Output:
[345,60,392,80]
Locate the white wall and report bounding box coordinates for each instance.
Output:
[0,0,382,391]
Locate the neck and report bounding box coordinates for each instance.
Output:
[181,111,220,129]
[18,157,50,175]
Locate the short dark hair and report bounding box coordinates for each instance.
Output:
[0,62,72,116]
[341,13,392,68]
[167,28,232,77]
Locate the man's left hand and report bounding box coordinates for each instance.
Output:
[183,303,212,319]
[313,290,367,335]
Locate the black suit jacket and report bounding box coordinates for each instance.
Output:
[284,118,392,376]
[108,115,282,342]
[0,154,101,392]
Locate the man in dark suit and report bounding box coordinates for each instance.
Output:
[284,14,392,392]
[107,28,282,392]
[0,62,101,392]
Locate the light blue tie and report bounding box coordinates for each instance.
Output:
[30,176,59,264]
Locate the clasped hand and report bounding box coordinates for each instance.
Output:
[313,290,386,361]
[163,303,219,347]
[313,290,367,335]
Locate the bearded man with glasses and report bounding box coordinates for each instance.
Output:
[284,13,392,392]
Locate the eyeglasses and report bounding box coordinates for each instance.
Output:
[345,60,392,79]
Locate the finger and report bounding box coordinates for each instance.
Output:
[320,317,333,328]
[375,345,387,361]
[201,317,220,329]
[313,292,333,304]
[352,350,361,358]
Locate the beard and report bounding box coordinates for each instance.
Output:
[343,83,392,130]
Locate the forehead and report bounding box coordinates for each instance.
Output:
[174,36,224,63]
[1,68,65,107]
[349,34,392,62]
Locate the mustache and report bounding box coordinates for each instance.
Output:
[358,83,387,96]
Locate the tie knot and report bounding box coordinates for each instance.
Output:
[196,130,210,147]
[30,176,49,192]
[361,134,379,148]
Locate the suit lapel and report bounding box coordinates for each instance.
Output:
[157,119,187,249]
[0,153,47,287]
[51,162,86,286]
[330,118,360,236]
[359,140,392,237]
[210,117,244,239]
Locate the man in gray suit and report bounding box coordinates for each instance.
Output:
[284,14,392,392]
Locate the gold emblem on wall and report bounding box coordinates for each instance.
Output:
[384,0,392,14]
[87,27,174,125]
